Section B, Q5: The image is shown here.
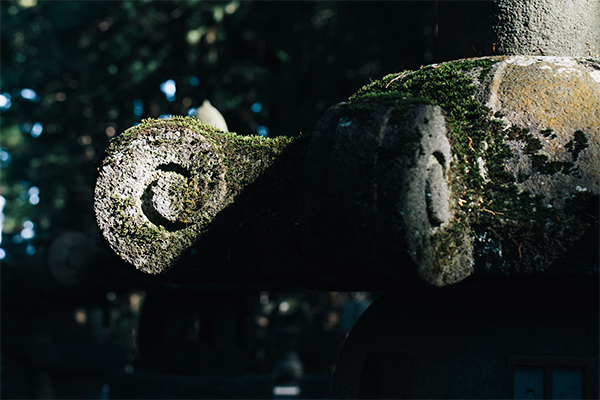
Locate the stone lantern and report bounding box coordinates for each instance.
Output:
[94,1,599,397]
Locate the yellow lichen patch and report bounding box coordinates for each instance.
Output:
[483,57,600,202]
[348,56,599,283]
[488,57,600,135]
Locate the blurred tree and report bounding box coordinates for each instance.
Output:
[0,0,436,259]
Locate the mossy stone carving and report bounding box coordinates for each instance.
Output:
[342,56,598,284]
[304,103,467,286]
[94,56,599,288]
[94,117,293,275]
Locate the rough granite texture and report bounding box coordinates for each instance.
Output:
[94,56,599,288]
[94,117,292,275]
[480,56,600,205]
[347,56,599,284]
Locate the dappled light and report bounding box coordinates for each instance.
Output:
[1,1,436,263]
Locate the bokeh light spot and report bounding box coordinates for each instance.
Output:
[0,93,12,110]
[251,101,263,113]
[133,99,143,116]
[21,88,38,101]
[257,125,269,137]
[31,122,43,137]
[160,79,176,102]
[105,126,116,137]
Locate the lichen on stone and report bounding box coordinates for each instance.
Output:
[347,56,599,281]
[94,116,295,275]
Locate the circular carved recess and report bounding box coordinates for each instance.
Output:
[94,122,227,275]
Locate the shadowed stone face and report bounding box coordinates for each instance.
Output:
[304,103,472,286]
[347,56,599,283]
[94,57,598,288]
[399,105,470,285]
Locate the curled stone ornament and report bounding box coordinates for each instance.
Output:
[304,102,468,286]
[95,117,293,277]
[94,57,599,288]
[94,119,228,274]
[346,56,599,284]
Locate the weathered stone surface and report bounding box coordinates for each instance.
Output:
[304,103,471,286]
[438,0,600,60]
[94,117,293,276]
[94,57,599,288]
[477,56,600,206]
[354,56,599,283]
[95,105,452,287]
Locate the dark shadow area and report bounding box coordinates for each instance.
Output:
[1,2,435,398]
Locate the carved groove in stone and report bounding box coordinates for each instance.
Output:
[94,121,228,274]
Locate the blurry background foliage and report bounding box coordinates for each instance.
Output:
[0,0,436,260]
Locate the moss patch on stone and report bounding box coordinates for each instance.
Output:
[347,58,598,278]
[565,130,588,161]
[348,58,592,226]
[102,116,294,192]
[95,115,296,275]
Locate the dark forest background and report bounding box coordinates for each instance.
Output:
[1,1,438,399]
[1,0,437,247]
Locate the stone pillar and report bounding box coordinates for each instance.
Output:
[438,0,600,60]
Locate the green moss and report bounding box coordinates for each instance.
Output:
[103,115,295,198]
[98,116,298,274]
[505,126,577,175]
[347,57,594,245]
[111,195,135,214]
[216,131,294,191]
[350,61,496,188]
[540,128,554,137]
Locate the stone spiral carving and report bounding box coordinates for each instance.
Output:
[94,117,291,276]
[94,57,599,288]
